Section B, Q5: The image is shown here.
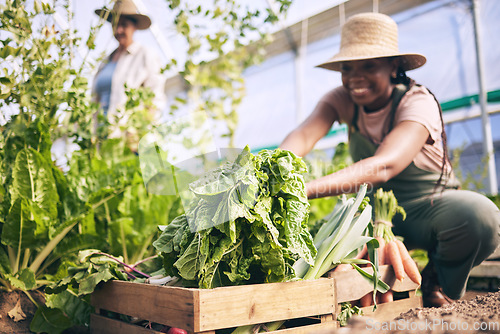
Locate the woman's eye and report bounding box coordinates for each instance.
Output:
[340,65,351,72]
[363,63,376,71]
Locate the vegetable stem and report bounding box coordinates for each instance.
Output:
[94,252,151,278]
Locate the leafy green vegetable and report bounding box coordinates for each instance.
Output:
[153,146,316,288]
[337,302,363,327]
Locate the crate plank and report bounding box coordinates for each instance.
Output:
[91,281,197,331]
[90,314,164,334]
[330,265,420,303]
[360,291,422,321]
[266,321,339,334]
[196,278,335,331]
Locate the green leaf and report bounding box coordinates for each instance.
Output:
[78,264,115,296]
[6,268,36,290]
[11,148,59,221]
[45,290,92,327]
[174,231,209,281]
[0,247,12,274]
[3,197,40,249]
[30,305,73,334]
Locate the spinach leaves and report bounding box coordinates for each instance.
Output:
[153,147,316,288]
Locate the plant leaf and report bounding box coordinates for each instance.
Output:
[30,305,73,334]
[11,148,59,221]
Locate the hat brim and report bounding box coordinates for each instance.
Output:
[95,9,151,30]
[316,53,426,72]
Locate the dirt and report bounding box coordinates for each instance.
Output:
[0,290,42,334]
[337,290,500,334]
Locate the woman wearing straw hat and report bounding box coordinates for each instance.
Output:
[92,0,166,139]
[280,13,499,307]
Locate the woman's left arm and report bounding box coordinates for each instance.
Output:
[306,121,429,198]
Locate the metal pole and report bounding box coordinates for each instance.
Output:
[131,0,176,62]
[471,0,497,195]
[295,19,308,124]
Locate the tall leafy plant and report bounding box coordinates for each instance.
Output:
[165,0,292,146]
[0,0,93,292]
[0,0,177,319]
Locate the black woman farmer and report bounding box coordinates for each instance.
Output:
[280,12,500,308]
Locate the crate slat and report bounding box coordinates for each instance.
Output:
[330,265,420,303]
[359,291,422,321]
[266,321,339,334]
[90,314,165,334]
[91,281,197,331]
[196,278,335,331]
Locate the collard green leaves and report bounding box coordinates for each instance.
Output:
[153,147,316,288]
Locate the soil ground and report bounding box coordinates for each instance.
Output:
[338,289,500,334]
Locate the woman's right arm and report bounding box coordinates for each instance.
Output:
[279,100,338,157]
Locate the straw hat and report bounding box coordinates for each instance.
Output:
[316,12,426,71]
[95,0,151,30]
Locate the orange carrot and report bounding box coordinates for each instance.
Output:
[376,237,386,265]
[379,290,393,303]
[360,292,373,307]
[385,240,405,281]
[333,263,353,272]
[395,239,422,285]
[355,243,368,260]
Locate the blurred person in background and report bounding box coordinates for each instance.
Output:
[280,12,500,307]
[92,0,166,146]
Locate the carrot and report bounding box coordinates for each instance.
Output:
[360,292,373,307]
[385,240,405,281]
[379,290,393,303]
[395,239,422,285]
[375,237,386,265]
[355,243,368,260]
[333,263,353,272]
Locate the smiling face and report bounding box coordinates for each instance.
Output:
[113,16,137,48]
[341,58,399,111]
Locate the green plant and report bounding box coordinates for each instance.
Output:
[0,1,180,332]
[451,145,489,192]
[165,0,292,147]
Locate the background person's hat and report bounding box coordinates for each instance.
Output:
[95,0,152,30]
[316,12,426,71]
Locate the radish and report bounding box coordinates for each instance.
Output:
[167,327,188,334]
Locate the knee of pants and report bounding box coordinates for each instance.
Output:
[436,191,500,263]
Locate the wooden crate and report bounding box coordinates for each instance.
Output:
[90,265,421,334]
[329,264,422,321]
[90,278,338,334]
